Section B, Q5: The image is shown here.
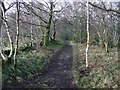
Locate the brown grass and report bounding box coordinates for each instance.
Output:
[72,43,119,88]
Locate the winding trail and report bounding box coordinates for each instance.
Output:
[4,45,77,89]
[38,45,76,88]
[25,45,76,88]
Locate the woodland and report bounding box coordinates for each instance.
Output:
[0,0,120,89]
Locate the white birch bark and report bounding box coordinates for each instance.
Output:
[14,0,19,67]
[0,2,13,60]
[30,0,33,46]
[0,6,5,60]
[4,18,13,58]
[0,20,6,60]
[86,0,89,68]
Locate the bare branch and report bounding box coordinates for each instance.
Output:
[89,2,120,14]
[5,2,16,12]
[21,2,48,24]
[31,4,49,14]
[20,20,46,28]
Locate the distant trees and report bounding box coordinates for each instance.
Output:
[89,1,120,52]
[0,0,119,68]
[0,0,65,65]
[22,0,59,46]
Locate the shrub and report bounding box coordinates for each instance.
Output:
[47,40,64,46]
[19,43,35,52]
[91,35,99,46]
[2,49,49,84]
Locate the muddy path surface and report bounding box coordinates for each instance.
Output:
[4,45,77,89]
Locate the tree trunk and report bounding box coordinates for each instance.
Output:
[86,0,89,68]
[44,2,53,46]
[0,14,6,60]
[0,1,13,60]
[117,2,120,60]
[14,0,20,68]
[99,38,105,48]
[43,31,47,46]
[30,1,33,47]
[0,5,5,60]
[3,18,13,58]
[52,20,56,41]
[103,26,109,53]
[118,38,120,60]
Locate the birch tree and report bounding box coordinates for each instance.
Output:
[0,7,4,61]
[14,0,20,68]
[86,0,89,68]
[30,1,33,46]
[117,2,120,59]
[0,1,14,61]
[0,1,5,60]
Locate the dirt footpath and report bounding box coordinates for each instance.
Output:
[25,45,77,88]
[4,45,77,89]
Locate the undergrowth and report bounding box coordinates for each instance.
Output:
[2,51,49,84]
[47,40,65,46]
[2,45,61,85]
[72,43,119,88]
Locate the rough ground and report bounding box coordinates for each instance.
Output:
[4,45,77,89]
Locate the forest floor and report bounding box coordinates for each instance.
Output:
[72,43,119,88]
[3,45,77,89]
[2,43,119,89]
